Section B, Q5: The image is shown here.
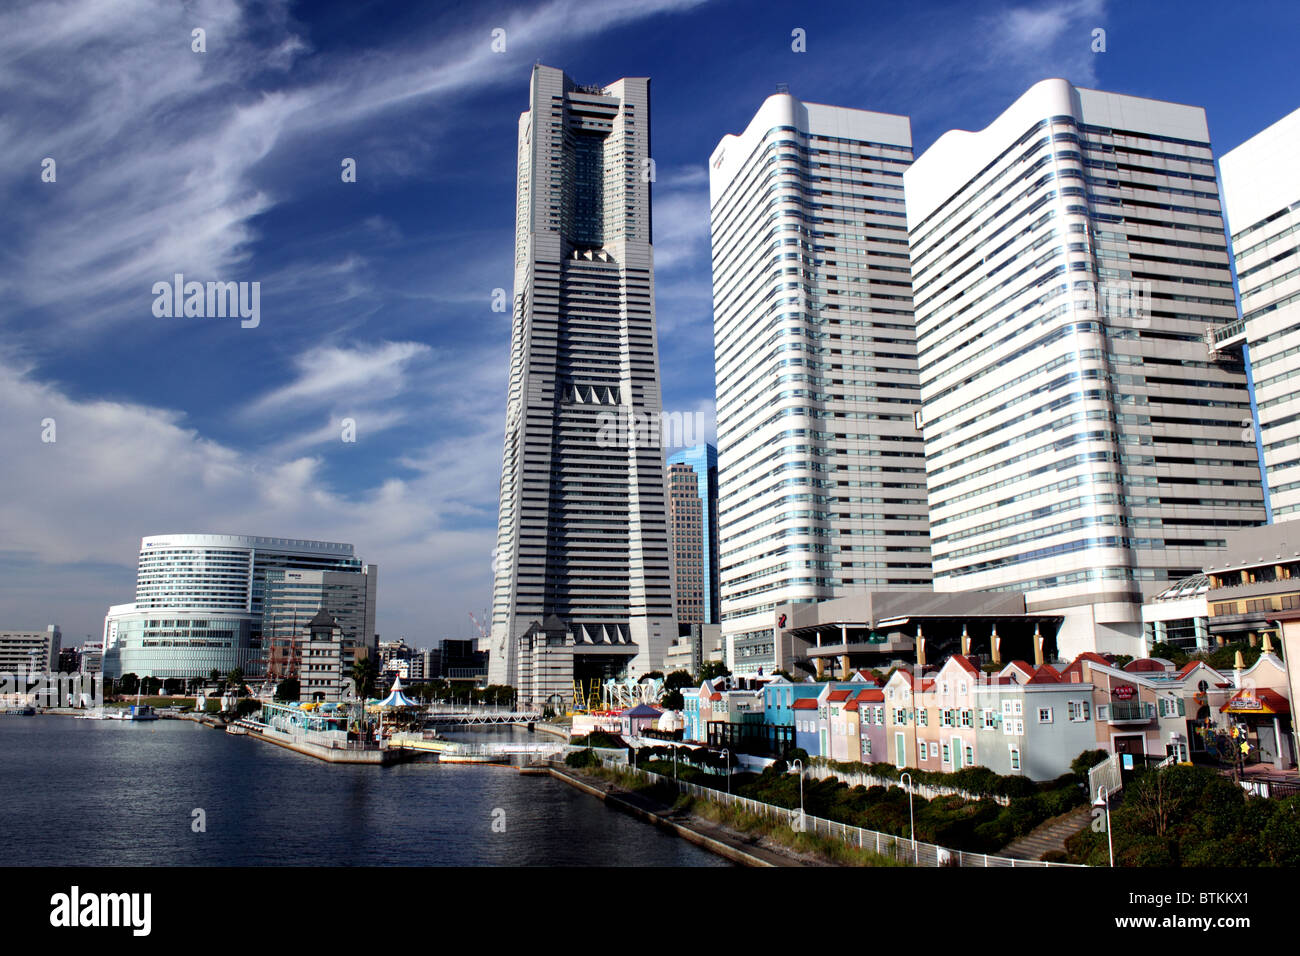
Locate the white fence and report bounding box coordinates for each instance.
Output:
[1088,753,1123,805]
[805,763,1011,807]
[592,757,1081,867]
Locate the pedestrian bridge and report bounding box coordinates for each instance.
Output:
[422,710,543,725]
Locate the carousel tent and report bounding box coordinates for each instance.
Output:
[376,675,417,709]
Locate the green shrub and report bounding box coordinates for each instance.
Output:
[565,749,599,769]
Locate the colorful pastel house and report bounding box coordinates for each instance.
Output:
[1218,651,1294,769]
[1070,655,1230,761]
[857,688,886,762]
[973,661,1097,779]
[929,654,981,772]
[793,697,820,755]
[884,670,919,769]
[621,703,663,737]
[763,676,822,726]
[824,686,855,761]
[683,679,723,742]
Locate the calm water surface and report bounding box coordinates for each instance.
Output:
[0,718,729,866]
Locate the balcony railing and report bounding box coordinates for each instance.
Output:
[1108,701,1154,723]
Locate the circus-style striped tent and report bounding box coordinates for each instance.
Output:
[376,675,417,709]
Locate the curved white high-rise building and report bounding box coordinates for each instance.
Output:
[906,79,1266,658]
[709,93,933,674]
[103,533,372,679]
[1219,107,1300,520]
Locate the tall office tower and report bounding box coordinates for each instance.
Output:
[906,79,1266,658]
[489,65,675,692]
[710,93,933,675]
[667,444,720,625]
[1218,107,1300,520]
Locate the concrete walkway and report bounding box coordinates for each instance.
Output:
[548,767,818,866]
[999,805,1091,861]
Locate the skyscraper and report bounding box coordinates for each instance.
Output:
[667,443,720,625]
[905,79,1266,658]
[1218,107,1300,520]
[489,65,675,693]
[710,93,933,675]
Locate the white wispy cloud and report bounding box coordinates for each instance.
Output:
[0,355,500,642]
[0,0,712,337]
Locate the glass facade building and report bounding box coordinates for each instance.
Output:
[103,534,371,680]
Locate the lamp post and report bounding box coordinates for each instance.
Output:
[900,771,918,864]
[721,748,730,794]
[1098,784,1114,867]
[792,757,806,831]
[673,744,679,781]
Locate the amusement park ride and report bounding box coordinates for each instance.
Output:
[568,676,665,715]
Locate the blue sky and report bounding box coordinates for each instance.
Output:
[1,0,1297,648]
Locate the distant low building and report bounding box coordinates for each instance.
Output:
[299,610,357,704]
[0,625,61,676]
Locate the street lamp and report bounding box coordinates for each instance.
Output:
[721,748,730,794]
[900,771,918,864]
[673,744,679,781]
[791,757,806,831]
[1098,784,1114,867]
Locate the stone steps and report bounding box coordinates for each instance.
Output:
[999,806,1091,861]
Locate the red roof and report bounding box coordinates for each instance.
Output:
[709,693,722,701]
[1009,660,1034,674]
[845,700,860,712]
[1221,688,1291,715]
[860,689,885,703]
[1125,658,1168,673]
[827,689,852,702]
[1027,664,1063,685]
[793,698,818,711]
[947,653,979,676]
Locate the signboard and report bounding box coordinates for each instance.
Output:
[1232,696,1261,711]
[1112,685,1136,701]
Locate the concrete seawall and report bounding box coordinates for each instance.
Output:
[246,726,405,764]
[545,767,780,867]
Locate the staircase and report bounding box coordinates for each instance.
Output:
[999,806,1091,862]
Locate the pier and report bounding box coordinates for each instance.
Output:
[387,732,568,763]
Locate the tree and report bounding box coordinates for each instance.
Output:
[664,670,695,691]
[1146,642,1189,667]
[119,673,139,696]
[1070,749,1111,780]
[351,655,378,700]
[274,678,300,702]
[227,668,245,695]
[661,689,684,710]
[698,661,730,682]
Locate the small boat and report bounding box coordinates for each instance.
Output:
[2,707,36,716]
[128,703,159,721]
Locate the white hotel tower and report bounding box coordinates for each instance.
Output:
[906,79,1265,658]
[709,93,932,674]
[1218,107,1300,520]
[489,66,675,694]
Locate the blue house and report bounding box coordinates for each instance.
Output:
[793,697,821,755]
[764,677,824,727]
